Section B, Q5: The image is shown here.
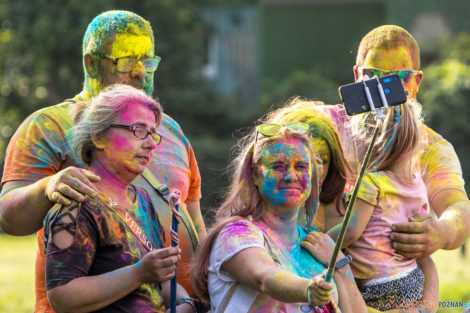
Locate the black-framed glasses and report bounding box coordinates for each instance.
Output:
[357,66,421,84]
[255,122,310,143]
[110,124,162,144]
[93,52,161,73]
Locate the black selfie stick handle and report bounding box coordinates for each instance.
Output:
[325,118,383,282]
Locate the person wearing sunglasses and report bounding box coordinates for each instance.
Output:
[190,125,368,313]
[43,84,195,312]
[260,98,353,232]
[0,11,204,312]
[317,25,470,264]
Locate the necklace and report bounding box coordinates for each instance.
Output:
[101,185,137,209]
[108,196,118,207]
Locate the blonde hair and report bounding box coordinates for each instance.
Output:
[356,25,420,69]
[351,101,423,173]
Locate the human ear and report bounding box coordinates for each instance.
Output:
[353,65,359,82]
[91,132,106,150]
[84,53,98,79]
[416,71,423,87]
[252,166,260,187]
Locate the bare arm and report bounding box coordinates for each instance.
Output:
[221,247,333,307]
[432,190,470,250]
[391,190,470,258]
[160,280,196,313]
[48,247,180,313]
[0,167,99,235]
[300,232,368,313]
[332,266,368,313]
[327,198,375,248]
[417,256,438,304]
[0,180,50,235]
[185,199,206,239]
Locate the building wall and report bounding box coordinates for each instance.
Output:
[200,6,259,103]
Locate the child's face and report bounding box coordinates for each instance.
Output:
[312,137,331,185]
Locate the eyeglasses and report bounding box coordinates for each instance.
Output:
[357,66,421,83]
[256,122,310,141]
[94,52,161,73]
[109,124,162,144]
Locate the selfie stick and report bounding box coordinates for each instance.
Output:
[325,76,388,282]
[169,191,181,313]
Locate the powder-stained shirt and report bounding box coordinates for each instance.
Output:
[44,186,165,312]
[344,171,430,280]
[1,93,201,311]
[208,219,337,313]
[315,104,466,203]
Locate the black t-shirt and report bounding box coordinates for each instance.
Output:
[44,186,166,312]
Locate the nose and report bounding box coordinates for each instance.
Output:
[143,135,158,150]
[283,168,298,183]
[131,60,146,80]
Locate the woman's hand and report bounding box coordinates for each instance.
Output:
[307,272,334,307]
[301,231,344,267]
[134,247,181,284]
[45,166,100,205]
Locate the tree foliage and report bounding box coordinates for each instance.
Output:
[418,33,470,193]
[0,0,257,211]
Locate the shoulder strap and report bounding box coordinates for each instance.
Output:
[142,168,199,251]
[97,194,159,252]
[217,282,259,313]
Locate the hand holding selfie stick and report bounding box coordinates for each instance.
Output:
[169,190,182,313]
[325,75,389,282]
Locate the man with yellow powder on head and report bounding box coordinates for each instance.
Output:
[352,26,470,258]
[317,25,470,302]
[0,10,205,312]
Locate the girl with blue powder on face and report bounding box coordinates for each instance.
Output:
[190,125,368,313]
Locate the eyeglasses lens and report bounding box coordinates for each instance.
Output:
[286,122,309,135]
[256,124,282,137]
[133,127,148,139]
[151,133,162,145]
[361,68,414,83]
[117,56,160,73]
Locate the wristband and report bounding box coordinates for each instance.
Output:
[306,281,314,306]
[334,255,352,270]
[178,297,198,313]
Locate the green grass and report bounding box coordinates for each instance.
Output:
[0,234,36,313]
[432,245,470,313]
[0,235,469,312]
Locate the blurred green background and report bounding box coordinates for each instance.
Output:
[1,0,470,311]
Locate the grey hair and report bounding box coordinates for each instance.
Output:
[72,84,162,165]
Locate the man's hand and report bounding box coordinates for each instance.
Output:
[135,247,181,284]
[391,213,446,258]
[45,166,100,205]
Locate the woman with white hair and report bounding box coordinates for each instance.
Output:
[44,84,194,312]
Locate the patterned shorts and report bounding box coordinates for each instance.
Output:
[360,266,424,311]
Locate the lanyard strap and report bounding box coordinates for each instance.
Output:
[99,193,157,252]
[142,169,199,251]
